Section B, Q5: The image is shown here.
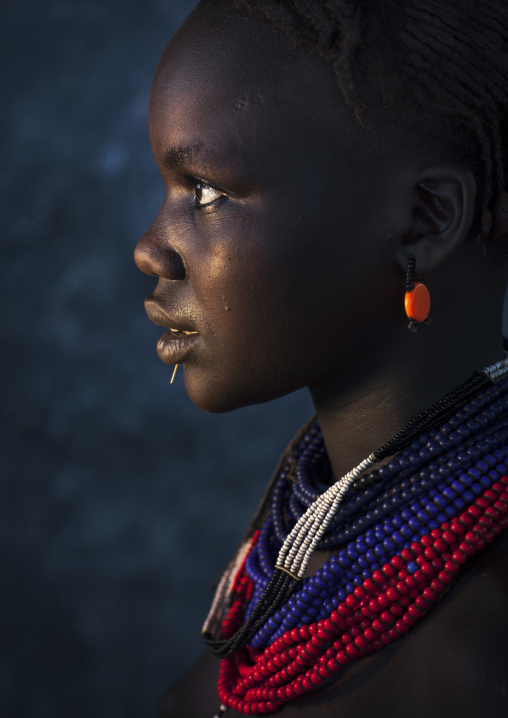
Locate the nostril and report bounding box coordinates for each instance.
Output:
[167,249,186,280]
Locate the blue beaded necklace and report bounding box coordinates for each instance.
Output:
[243,376,508,648]
[204,357,508,660]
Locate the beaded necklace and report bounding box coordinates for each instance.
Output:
[205,359,508,716]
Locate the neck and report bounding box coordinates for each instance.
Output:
[310,328,504,481]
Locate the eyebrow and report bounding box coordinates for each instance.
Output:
[161,142,253,192]
[163,144,205,170]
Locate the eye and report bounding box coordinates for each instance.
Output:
[194,180,226,208]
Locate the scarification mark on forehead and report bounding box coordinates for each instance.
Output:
[233,94,264,111]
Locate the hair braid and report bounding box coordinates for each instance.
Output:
[414,0,508,207]
[407,2,506,78]
[401,44,495,237]
[324,1,364,121]
[285,0,355,111]
[230,0,508,243]
[401,10,508,236]
[404,10,508,124]
[400,26,499,237]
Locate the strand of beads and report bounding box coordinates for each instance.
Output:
[247,448,508,648]
[238,379,508,654]
[205,363,508,659]
[247,438,508,644]
[242,382,508,641]
[270,379,508,550]
[275,452,379,579]
[217,474,508,715]
[323,408,508,546]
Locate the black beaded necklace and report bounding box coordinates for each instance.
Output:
[203,358,508,659]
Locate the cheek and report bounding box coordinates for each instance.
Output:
[190,213,279,329]
[180,195,396,411]
[182,251,299,411]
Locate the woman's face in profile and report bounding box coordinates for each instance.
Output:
[135,0,399,413]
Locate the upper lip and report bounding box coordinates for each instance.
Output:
[144,297,198,334]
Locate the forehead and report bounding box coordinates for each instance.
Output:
[148,0,362,171]
[153,0,323,105]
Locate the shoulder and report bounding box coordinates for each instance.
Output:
[159,534,508,718]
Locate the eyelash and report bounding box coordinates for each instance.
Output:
[193,179,227,209]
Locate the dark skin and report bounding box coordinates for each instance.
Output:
[134,0,508,715]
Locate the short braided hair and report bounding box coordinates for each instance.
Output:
[229,0,508,244]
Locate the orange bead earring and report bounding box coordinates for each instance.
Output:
[404,256,431,332]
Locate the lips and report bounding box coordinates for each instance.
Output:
[144,297,199,365]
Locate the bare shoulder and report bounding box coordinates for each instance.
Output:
[159,534,508,718]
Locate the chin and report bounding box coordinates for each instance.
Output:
[183,366,293,414]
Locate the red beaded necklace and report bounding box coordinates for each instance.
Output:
[215,478,508,714]
[205,361,508,715]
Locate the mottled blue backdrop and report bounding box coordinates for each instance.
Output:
[0,1,313,716]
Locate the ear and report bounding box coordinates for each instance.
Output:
[395,163,476,275]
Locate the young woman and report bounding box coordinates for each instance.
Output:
[134,1,508,715]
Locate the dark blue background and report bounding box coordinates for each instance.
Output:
[0,1,312,716]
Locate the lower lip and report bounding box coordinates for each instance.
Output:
[156,331,199,365]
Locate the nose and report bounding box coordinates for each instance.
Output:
[134,223,186,280]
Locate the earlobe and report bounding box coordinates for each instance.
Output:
[396,164,477,275]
